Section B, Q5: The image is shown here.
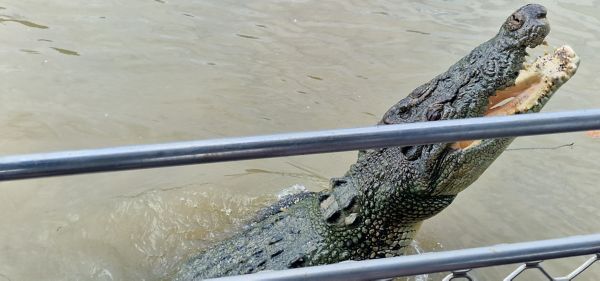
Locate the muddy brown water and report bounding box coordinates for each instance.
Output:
[0,1,599,280]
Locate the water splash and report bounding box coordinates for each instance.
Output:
[277,184,308,199]
[406,240,429,281]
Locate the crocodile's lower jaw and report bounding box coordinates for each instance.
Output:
[453,45,580,150]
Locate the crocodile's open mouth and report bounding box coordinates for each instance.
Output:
[453,45,580,150]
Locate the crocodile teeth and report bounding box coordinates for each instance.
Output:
[486,45,579,116]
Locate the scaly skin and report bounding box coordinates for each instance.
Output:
[174,4,579,279]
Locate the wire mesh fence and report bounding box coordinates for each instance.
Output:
[442,254,599,280]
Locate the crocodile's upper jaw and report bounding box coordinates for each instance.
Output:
[453,45,580,150]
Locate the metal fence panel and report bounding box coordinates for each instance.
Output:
[205,234,600,281]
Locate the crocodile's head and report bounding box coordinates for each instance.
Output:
[415,4,578,196]
[359,4,579,201]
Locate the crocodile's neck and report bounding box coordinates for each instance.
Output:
[312,148,456,263]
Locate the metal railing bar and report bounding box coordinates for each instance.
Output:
[206,234,600,281]
[1,109,600,181]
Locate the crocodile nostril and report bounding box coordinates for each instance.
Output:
[537,11,547,19]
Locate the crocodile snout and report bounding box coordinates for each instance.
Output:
[506,4,550,48]
[523,3,547,19]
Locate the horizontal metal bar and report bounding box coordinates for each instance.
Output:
[1,109,600,181]
[207,233,600,281]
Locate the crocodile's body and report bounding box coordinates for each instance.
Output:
[175,4,580,280]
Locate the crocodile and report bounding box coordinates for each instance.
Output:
[174,4,580,279]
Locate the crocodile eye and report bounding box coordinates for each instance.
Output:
[506,12,524,31]
[426,103,444,121]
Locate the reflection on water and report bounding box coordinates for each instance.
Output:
[49,47,80,56]
[0,17,48,29]
[0,0,599,280]
[20,49,40,55]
